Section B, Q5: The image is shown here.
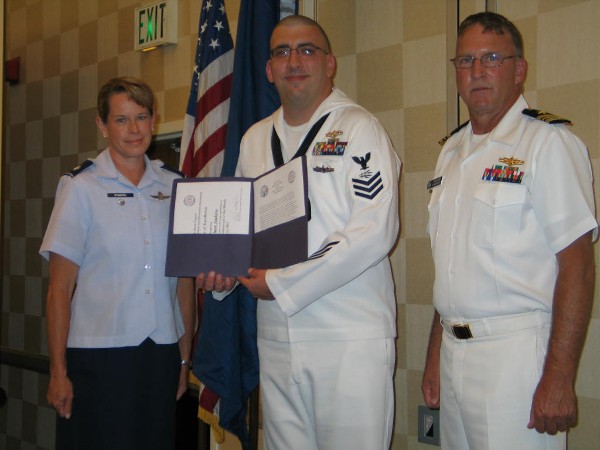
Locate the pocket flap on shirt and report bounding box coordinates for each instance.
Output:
[473,183,527,208]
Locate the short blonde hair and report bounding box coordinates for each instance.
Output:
[97,77,155,123]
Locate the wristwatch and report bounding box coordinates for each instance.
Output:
[180,359,192,369]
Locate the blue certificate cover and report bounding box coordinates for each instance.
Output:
[165,156,308,277]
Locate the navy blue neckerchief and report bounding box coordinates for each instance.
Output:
[270,113,330,168]
[270,113,330,221]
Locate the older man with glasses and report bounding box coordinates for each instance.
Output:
[422,11,597,450]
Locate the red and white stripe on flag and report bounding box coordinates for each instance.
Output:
[180,1,234,178]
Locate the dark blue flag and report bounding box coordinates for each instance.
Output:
[194,288,259,450]
[193,2,298,448]
[220,0,298,177]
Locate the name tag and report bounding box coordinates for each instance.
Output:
[107,193,134,198]
[427,176,442,190]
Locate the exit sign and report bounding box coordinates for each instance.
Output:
[135,1,178,51]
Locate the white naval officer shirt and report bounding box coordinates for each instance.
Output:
[428,95,597,321]
[40,149,184,348]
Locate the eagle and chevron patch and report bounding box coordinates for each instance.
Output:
[351,152,384,200]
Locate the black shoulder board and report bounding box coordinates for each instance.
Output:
[64,159,94,178]
[522,109,572,125]
[438,120,469,146]
[161,164,185,178]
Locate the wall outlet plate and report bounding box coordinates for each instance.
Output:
[417,405,440,446]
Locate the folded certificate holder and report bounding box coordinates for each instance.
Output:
[165,156,309,277]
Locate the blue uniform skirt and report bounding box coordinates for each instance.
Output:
[56,338,180,450]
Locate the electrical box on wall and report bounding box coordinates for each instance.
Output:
[417,405,440,446]
[5,57,20,85]
[134,0,178,52]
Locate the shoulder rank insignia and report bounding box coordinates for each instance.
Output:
[64,159,94,178]
[351,152,384,200]
[161,164,185,178]
[522,109,572,125]
[438,120,470,146]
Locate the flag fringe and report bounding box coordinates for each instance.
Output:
[198,407,226,444]
[189,373,226,444]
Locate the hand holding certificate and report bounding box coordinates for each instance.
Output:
[165,156,309,277]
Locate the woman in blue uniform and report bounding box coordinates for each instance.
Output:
[40,77,194,450]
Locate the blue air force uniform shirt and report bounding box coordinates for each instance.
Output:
[40,149,184,348]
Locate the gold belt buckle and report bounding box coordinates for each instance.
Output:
[451,324,473,339]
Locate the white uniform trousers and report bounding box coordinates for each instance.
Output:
[440,316,566,450]
[258,337,395,450]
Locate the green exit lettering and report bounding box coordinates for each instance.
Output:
[138,3,167,45]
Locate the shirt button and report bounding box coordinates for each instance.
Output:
[144,240,150,245]
[145,289,151,295]
[145,264,151,270]
[141,216,147,220]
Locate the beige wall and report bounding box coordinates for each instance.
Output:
[1,1,599,449]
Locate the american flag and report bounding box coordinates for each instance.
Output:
[180,0,233,443]
[180,0,234,178]
[186,1,298,447]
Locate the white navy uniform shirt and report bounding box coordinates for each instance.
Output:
[237,89,401,343]
[428,95,598,321]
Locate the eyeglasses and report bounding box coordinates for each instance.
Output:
[450,53,519,69]
[270,45,329,59]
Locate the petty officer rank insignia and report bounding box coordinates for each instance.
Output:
[351,152,383,200]
[522,108,572,125]
[481,157,525,184]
